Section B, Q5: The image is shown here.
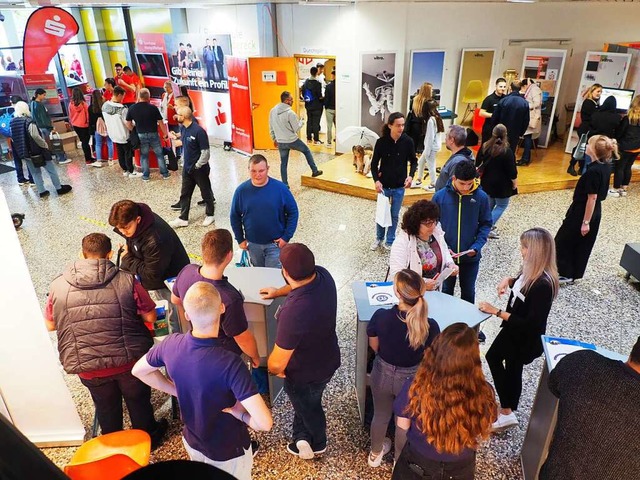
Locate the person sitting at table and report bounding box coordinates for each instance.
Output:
[366,269,440,468]
[392,323,497,479]
[171,229,260,368]
[478,227,559,432]
[389,200,457,289]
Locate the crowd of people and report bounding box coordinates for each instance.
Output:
[4,62,639,479]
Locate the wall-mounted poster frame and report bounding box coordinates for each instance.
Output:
[360,51,398,134]
[407,49,446,110]
[454,49,496,126]
[520,48,567,148]
[565,51,632,153]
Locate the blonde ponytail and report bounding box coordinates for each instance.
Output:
[395,269,430,349]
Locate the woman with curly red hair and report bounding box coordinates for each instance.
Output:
[392,323,497,479]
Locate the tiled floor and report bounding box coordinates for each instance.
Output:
[2,146,639,479]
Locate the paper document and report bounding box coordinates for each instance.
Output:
[366,282,399,306]
[434,265,455,287]
[452,249,474,259]
[164,276,176,292]
[544,336,596,370]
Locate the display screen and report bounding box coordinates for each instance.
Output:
[600,87,635,112]
[135,53,169,78]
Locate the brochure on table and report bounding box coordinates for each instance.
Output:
[542,336,596,371]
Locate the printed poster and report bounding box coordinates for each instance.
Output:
[454,49,495,126]
[227,56,253,154]
[408,50,446,109]
[360,52,396,134]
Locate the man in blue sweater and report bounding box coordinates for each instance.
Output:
[230,154,299,268]
[433,160,492,304]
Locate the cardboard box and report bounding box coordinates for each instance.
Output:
[58,131,78,152]
[52,120,71,134]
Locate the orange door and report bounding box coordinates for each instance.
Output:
[249,57,298,150]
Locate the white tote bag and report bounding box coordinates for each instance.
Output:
[375,193,393,227]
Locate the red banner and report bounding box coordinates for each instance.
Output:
[227,57,253,155]
[23,7,79,75]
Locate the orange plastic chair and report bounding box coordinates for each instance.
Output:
[64,430,151,480]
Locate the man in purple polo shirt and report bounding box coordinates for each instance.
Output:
[261,243,341,460]
[133,282,272,479]
[171,229,260,367]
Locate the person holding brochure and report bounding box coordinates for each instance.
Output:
[389,200,457,289]
[479,227,559,431]
[366,269,440,468]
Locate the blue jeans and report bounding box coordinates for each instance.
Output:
[278,138,319,186]
[581,153,592,174]
[284,376,331,451]
[521,134,533,162]
[25,157,62,194]
[442,260,480,304]
[40,127,67,163]
[489,196,510,226]
[94,132,114,160]
[138,132,168,179]
[14,156,33,183]
[376,187,405,245]
[247,242,281,268]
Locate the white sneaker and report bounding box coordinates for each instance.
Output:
[169,218,189,229]
[558,276,575,286]
[122,171,130,177]
[422,184,435,191]
[202,216,215,227]
[410,180,422,188]
[619,189,628,197]
[608,189,620,197]
[58,158,72,165]
[296,440,314,460]
[370,240,382,251]
[491,412,518,432]
[129,171,143,178]
[90,161,104,168]
[108,160,116,166]
[368,437,391,467]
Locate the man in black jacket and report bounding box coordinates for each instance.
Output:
[324,70,336,146]
[301,67,324,144]
[370,112,416,250]
[109,200,190,333]
[492,81,530,154]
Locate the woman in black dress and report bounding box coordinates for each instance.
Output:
[479,228,559,431]
[568,83,602,176]
[555,135,617,284]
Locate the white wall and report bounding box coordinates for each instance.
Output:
[276,2,640,139]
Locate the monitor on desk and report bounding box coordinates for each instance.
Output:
[600,87,635,113]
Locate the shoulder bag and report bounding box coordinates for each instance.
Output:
[25,121,46,168]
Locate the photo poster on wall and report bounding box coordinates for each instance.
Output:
[360,52,397,134]
[604,43,640,98]
[408,50,445,111]
[565,51,632,153]
[227,56,253,155]
[520,48,567,148]
[454,49,496,127]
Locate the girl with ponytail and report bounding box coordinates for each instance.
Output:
[476,123,518,238]
[554,134,618,284]
[366,269,440,468]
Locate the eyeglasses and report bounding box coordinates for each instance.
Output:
[420,220,437,227]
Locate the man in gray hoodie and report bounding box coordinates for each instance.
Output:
[269,91,323,187]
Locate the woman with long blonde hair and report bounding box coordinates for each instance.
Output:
[479,227,559,431]
[555,135,617,284]
[392,323,497,479]
[568,83,603,175]
[366,269,440,468]
[612,95,640,196]
[406,83,434,157]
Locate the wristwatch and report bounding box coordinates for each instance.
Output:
[582,220,590,225]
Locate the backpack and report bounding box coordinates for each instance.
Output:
[302,80,316,103]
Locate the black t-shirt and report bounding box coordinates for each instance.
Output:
[481,92,504,139]
[573,161,611,203]
[180,121,209,171]
[478,147,518,198]
[126,102,163,133]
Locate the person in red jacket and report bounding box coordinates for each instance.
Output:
[68,87,95,165]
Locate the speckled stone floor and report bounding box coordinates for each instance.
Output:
[2,146,639,480]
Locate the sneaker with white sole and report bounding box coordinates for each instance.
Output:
[368,437,392,467]
[287,440,314,460]
[57,158,72,165]
[558,276,575,286]
[410,180,422,188]
[202,216,215,227]
[608,189,621,197]
[491,412,518,432]
[129,171,143,178]
[90,161,104,168]
[488,230,500,239]
[422,184,435,191]
[370,240,382,251]
[169,218,189,229]
[122,171,130,177]
[619,189,628,197]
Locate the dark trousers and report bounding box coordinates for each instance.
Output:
[73,126,93,162]
[80,370,157,435]
[14,156,34,183]
[508,135,519,155]
[442,261,480,304]
[392,442,476,480]
[486,329,525,410]
[215,61,225,81]
[521,134,533,162]
[306,108,322,142]
[205,61,216,81]
[179,164,215,220]
[115,141,134,174]
[555,202,601,280]
[284,376,331,450]
[613,151,638,188]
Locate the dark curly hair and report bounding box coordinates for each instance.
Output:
[401,200,440,237]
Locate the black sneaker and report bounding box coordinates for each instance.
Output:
[478,331,486,343]
[312,170,323,178]
[170,202,181,210]
[197,199,216,206]
[251,440,260,458]
[149,418,169,450]
[567,166,578,177]
[39,190,50,198]
[56,185,72,195]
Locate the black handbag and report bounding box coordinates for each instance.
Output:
[25,120,47,167]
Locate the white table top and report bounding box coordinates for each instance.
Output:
[225,266,287,305]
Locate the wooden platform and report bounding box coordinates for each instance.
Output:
[302,143,640,205]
